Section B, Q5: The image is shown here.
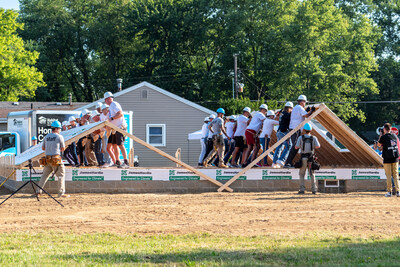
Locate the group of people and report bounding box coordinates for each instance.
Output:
[36,92,130,197]
[57,91,129,169]
[199,94,316,169]
[198,94,321,194]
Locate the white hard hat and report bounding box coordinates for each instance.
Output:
[298,95,307,102]
[82,109,90,116]
[229,115,236,120]
[243,107,251,113]
[104,91,114,99]
[209,114,216,119]
[91,110,100,116]
[285,101,294,108]
[95,102,103,109]
[68,116,76,123]
[101,104,109,110]
[62,121,68,127]
[259,104,268,110]
[204,116,209,122]
[267,110,275,116]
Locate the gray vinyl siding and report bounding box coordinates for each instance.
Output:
[114,85,210,167]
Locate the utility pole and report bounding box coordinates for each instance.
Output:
[233,54,238,99]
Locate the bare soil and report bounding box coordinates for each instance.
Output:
[1,192,399,236]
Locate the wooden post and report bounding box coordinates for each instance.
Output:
[175,148,181,167]
[104,122,234,192]
[217,104,327,192]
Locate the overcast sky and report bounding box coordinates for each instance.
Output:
[0,0,19,10]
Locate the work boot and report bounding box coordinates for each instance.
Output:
[298,191,305,195]
[219,163,229,168]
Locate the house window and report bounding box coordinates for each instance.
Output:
[141,89,148,100]
[146,124,166,146]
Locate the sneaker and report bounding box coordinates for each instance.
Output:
[298,191,305,194]
[58,194,70,198]
[284,163,293,168]
[238,164,242,168]
[219,163,229,168]
[118,162,129,169]
[312,191,317,195]
[231,164,238,168]
[255,163,262,167]
[100,163,110,168]
[198,163,203,167]
[227,163,232,168]
[277,160,285,166]
[397,192,400,197]
[385,192,392,197]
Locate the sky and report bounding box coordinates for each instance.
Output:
[0,0,19,10]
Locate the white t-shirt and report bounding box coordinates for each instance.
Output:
[207,122,213,139]
[234,115,249,137]
[225,121,235,138]
[260,118,279,138]
[289,105,307,129]
[100,113,109,122]
[109,101,125,128]
[247,111,266,132]
[201,123,208,138]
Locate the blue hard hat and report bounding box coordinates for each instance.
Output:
[304,123,312,131]
[51,120,62,128]
[32,136,37,141]
[216,108,225,114]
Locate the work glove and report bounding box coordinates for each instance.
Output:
[311,106,316,112]
[306,107,311,112]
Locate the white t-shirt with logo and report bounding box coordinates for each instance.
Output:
[260,118,279,138]
[289,105,307,129]
[109,101,125,128]
[225,121,235,138]
[234,115,249,137]
[247,111,266,132]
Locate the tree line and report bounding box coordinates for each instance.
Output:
[1,0,400,132]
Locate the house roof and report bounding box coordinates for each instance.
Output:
[76,81,216,115]
[269,104,382,168]
[0,101,89,119]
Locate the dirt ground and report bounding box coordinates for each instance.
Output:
[1,192,400,236]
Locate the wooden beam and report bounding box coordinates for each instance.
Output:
[16,122,108,167]
[104,122,234,192]
[217,104,327,192]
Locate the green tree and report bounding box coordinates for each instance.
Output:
[0,9,45,101]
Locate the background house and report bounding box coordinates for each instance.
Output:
[77,82,215,167]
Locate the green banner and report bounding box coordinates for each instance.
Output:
[216,176,246,181]
[262,176,292,180]
[121,176,152,181]
[169,176,200,181]
[72,176,104,181]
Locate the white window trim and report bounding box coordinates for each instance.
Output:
[146,124,166,147]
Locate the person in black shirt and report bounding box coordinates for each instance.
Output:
[272,102,293,168]
[378,123,400,197]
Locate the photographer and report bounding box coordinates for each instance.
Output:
[378,123,400,197]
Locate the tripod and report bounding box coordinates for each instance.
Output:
[0,160,64,207]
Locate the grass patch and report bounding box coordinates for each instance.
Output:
[0,232,399,266]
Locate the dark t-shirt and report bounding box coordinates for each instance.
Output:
[278,111,291,132]
[379,133,399,163]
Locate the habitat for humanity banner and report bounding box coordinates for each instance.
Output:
[16,168,386,181]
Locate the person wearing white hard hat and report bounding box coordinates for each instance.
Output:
[198,117,210,166]
[99,104,112,167]
[203,108,230,168]
[61,121,68,131]
[203,114,216,164]
[81,110,98,166]
[284,95,315,167]
[104,91,129,168]
[259,110,280,167]
[242,104,268,167]
[95,102,103,114]
[90,110,105,166]
[230,107,251,167]
[272,102,294,168]
[66,116,80,167]
[294,123,320,194]
[223,115,237,165]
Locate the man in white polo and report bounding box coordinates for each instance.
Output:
[104,91,129,168]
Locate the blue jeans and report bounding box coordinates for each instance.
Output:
[273,131,292,164]
[223,139,235,164]
[94,138,105,166]
[259,137,270,165]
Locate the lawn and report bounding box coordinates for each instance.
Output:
[0,232,399,266]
